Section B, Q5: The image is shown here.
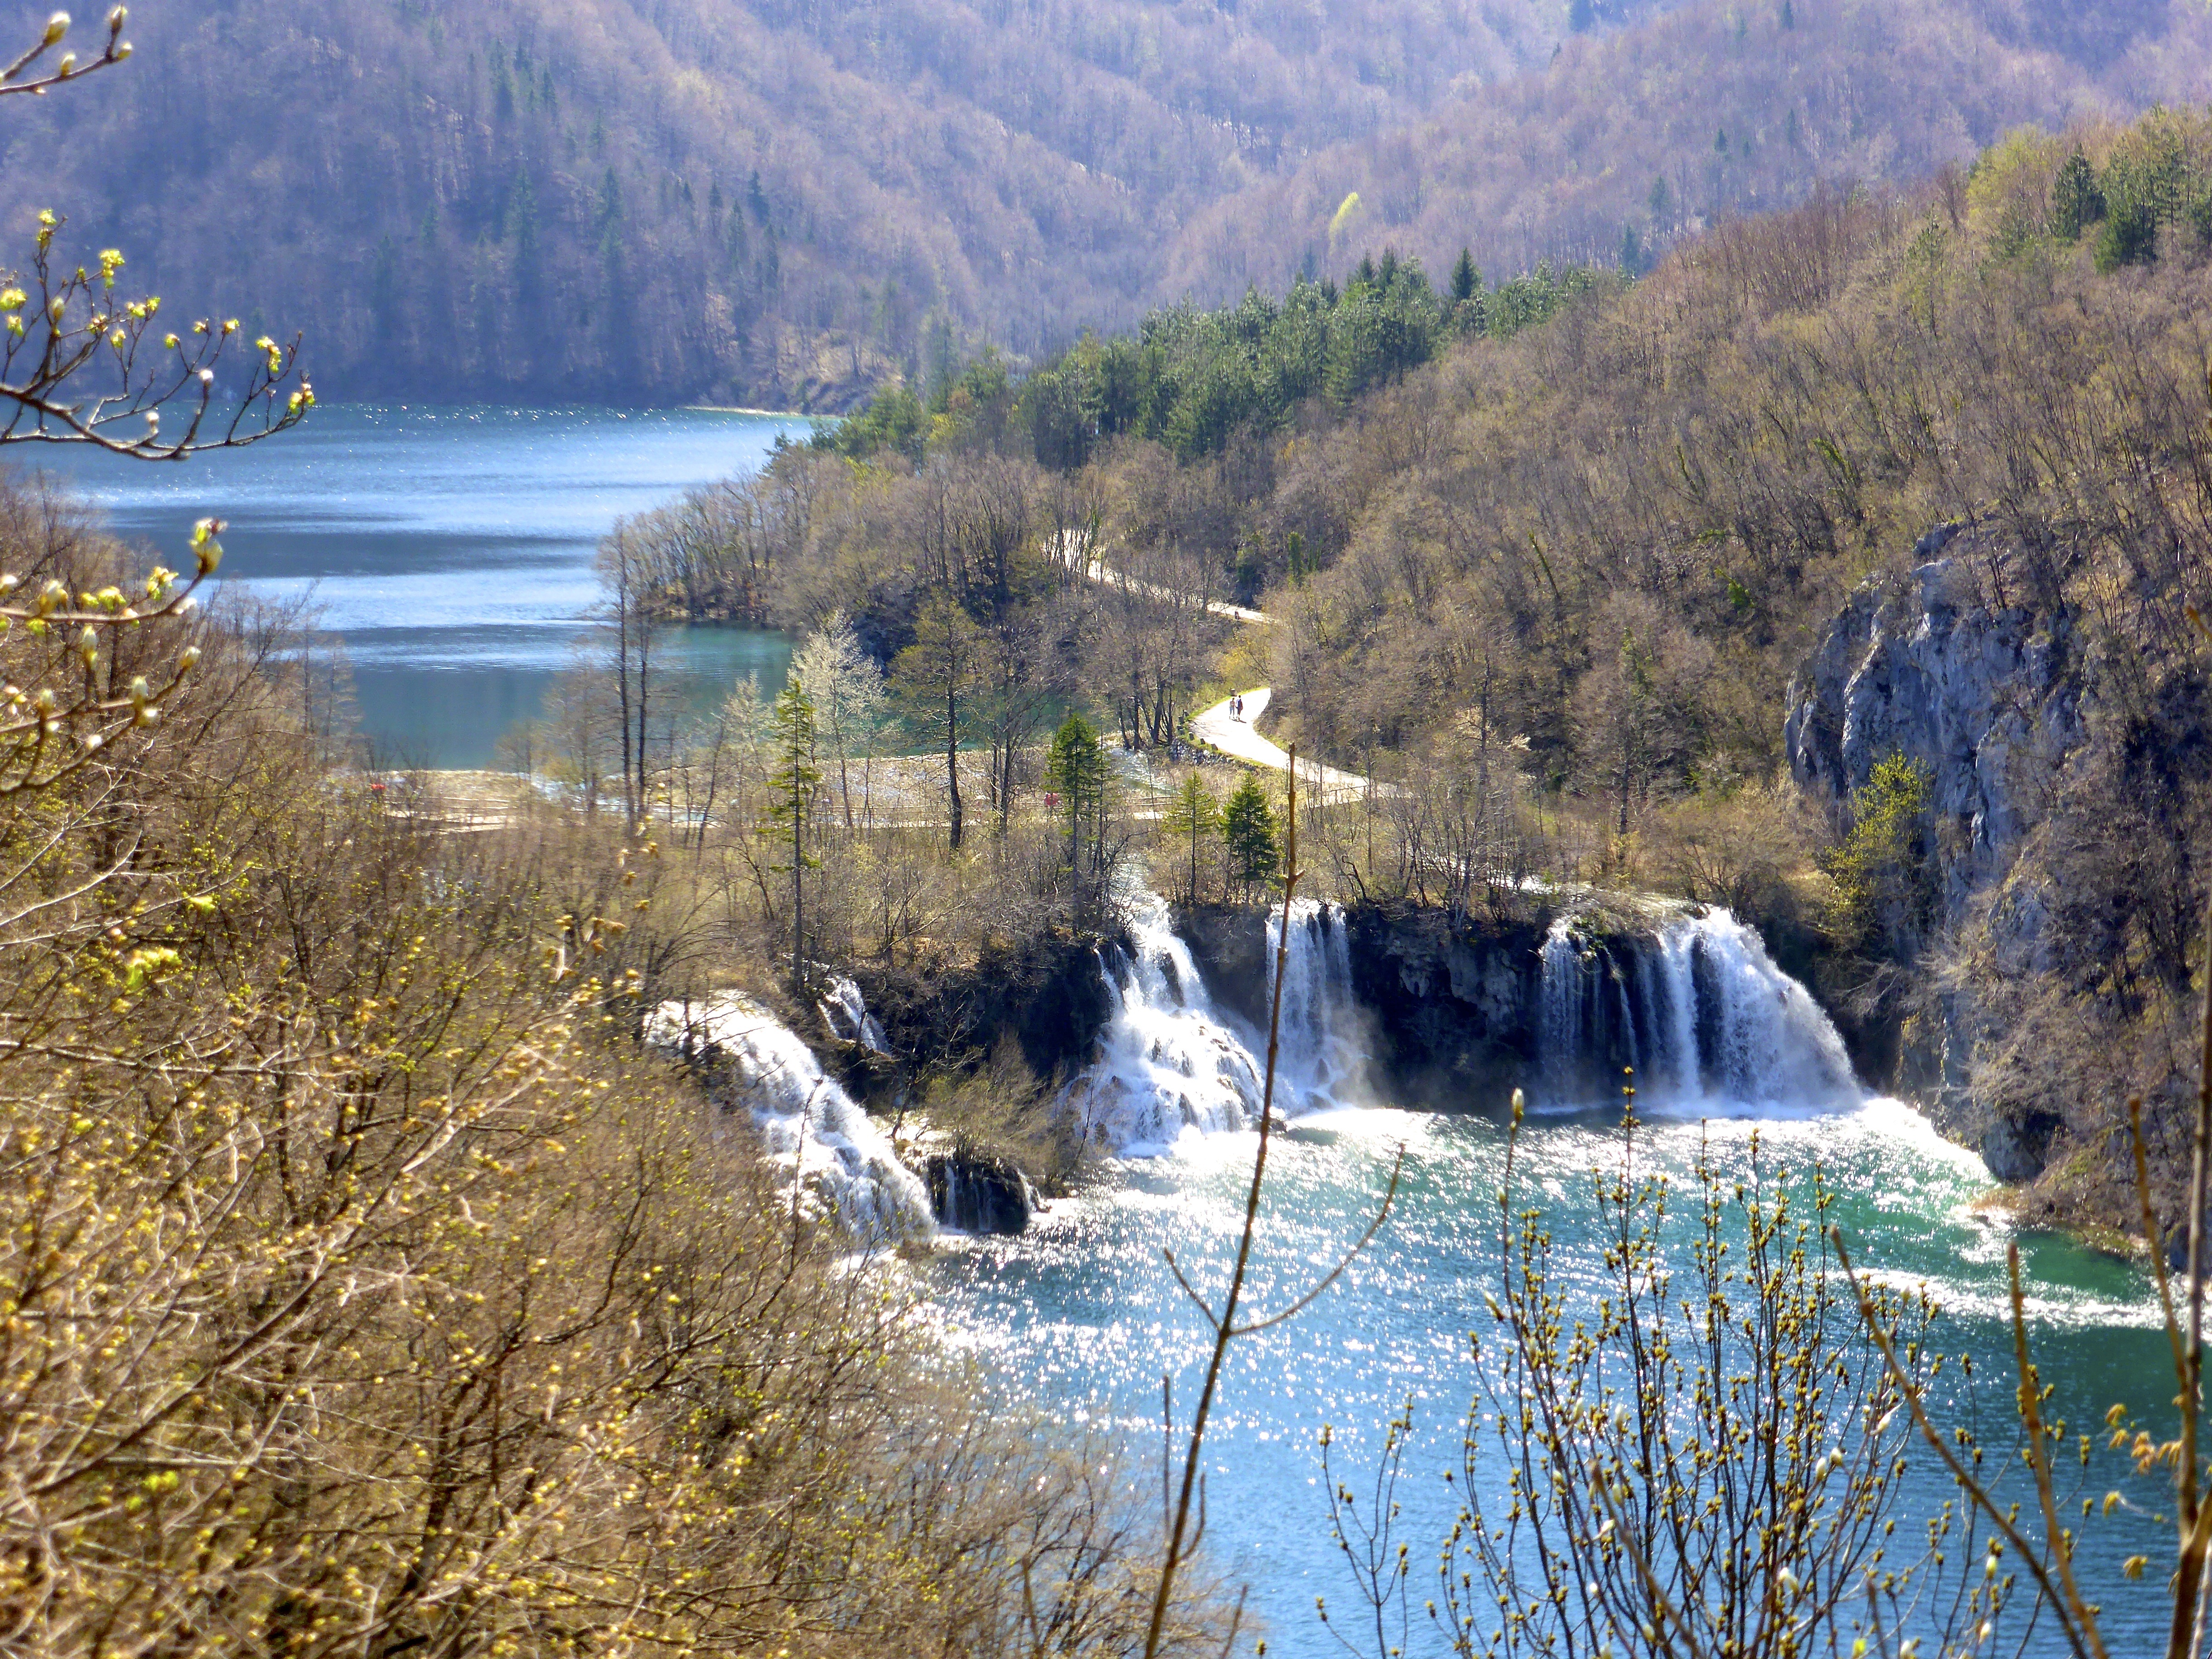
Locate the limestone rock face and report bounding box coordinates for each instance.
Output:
[1785,544,2086,917]
[1785,537,2090,1176]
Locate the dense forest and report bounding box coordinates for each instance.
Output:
[2,0,2207,405]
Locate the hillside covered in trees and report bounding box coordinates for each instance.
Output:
[4,0,2208,406]
[667,101,2212,1237]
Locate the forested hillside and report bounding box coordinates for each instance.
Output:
[0,0,1601,407]
[4,0,2206,406]
[1162,0,2212,301]
[687,102,2212,1233]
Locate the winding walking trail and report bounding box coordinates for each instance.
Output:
[1189,687,1369,806]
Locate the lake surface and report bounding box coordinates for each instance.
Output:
[931,1103,2173,1658]
[922,908,2175,1659]
[39,405,805,768]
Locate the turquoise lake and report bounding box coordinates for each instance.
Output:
[39,404,806,769]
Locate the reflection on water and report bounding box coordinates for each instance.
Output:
[930,1102,2172,1658]
[37,404,808,768]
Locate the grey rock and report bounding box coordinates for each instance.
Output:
[1980,1111,2061,1184]
[1789,534,2097,1162]
[925,1152,1036,1235]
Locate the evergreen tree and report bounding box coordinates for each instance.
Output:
[1046,713,1111,923]
[2051,152,2107,244]
[762,683,823,993]
[1450,246,1480,304]
[1161,773,1221,906]
[1221,773,1280,903]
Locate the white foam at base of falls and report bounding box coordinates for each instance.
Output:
[1068,892,1367,1156]
[1539,905,1860,1114]
[647,994,934,1246]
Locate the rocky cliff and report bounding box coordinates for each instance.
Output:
[1783,529,2211,1230]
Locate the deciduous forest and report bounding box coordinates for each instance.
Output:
[4,0,2208,405]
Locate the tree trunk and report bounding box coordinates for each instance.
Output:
[945,681,963,849]
[635,613,651,824]
[614,582,634,824]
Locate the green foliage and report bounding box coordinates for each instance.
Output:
[820,384,926,463]
[1484,261,1615,341]
[1448,246,1480,304]
[763,682,823,987]
[1818,753,1933,956]
[1046,713,1113,922]
[1161,773,1221,905]
[1220,773,1280,902]
[2050,150,2104,242]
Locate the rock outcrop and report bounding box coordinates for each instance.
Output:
[1178,900,1552,1109]
[924,1151,1038,1234]
[1785,536,2092,1180]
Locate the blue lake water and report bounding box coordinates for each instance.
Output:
[931,1101,2173,1657]
[37,404,805,768]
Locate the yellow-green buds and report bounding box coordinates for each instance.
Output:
[56,51,75,75]
[190,518,223,576]
[76,624,95,666]
[162,331,177,348]
[35,578,66,616]
[0,290,26,312]
[107,5,125,30]
[177,644,200,673]
[111,38,128,57]
[44,13,69,46]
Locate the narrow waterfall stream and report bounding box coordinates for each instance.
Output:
[646,993,934,1246]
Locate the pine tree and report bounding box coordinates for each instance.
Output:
[1162,773,1221,906]
[1449,247,1480,304]
[762,684,823,992]
[2051,152,2106,244]
[1046,713,1111,923]
[1221,773,1280,904]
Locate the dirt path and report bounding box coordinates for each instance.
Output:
[1189,688,1369,805]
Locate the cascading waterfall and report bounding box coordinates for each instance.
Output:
[1069,891,1366,1154]
[1538,906,1859,1112]
[646,994,935,1245]
[1265,897,1370,1109]
[1069,892,1270,1153]
[820,975,890,1054]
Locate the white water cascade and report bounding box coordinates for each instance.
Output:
[819,975,890,1054]
[1539,906,1859,1113]
[646,994,935,1245]
[1068,892,1367,1155]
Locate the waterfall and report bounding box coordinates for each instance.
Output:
[1266,897,1370,1109]
[647,994,935,1246]
[1069,891,1364,1155]
[1537,906,1858,1112]
[820,975,890,1054]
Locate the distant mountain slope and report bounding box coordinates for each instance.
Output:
[1159,0,2212,301]
[0,0,1604,407]
[0,0,2200,406]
